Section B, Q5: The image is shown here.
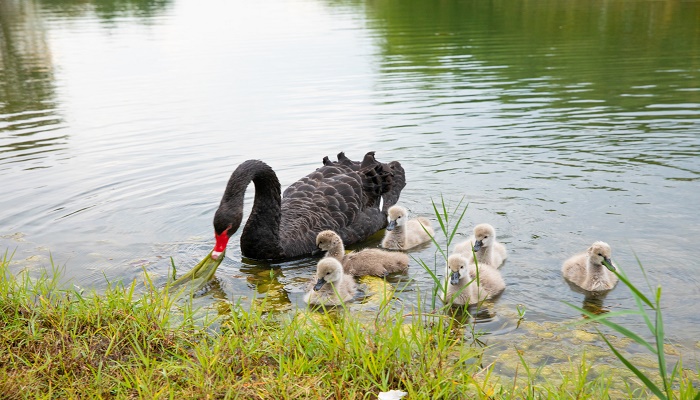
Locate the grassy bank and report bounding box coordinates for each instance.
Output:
[1,251,698,399]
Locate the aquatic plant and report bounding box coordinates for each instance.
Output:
[412,195,469,310]
[567,258,700,400]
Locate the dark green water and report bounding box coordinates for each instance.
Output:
[1,0,699,360]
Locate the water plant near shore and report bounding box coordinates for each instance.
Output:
[412,195,469,310]
[567,258,700,400]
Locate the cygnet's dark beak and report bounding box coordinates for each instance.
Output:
[472,240,483,252]
[450,271,461,285]
[311,247,322,256]
[313,277,327,291]
[386,220,397,231]
[602,257,616,272]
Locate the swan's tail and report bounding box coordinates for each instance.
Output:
[379,160,405,213]
[357,152,405,210]
[322,151,363,170]
[320,151,406,212]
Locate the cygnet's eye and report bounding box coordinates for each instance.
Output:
[460,265,464,269]
[598,253,603,257]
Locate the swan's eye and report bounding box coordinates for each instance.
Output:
[598,253,603,256]
[460,266,464,269]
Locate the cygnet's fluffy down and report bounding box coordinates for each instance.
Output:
[304,258,357,306]
[441,254,505,306]
[562,241,618,292]
[316,230,409,277]
[455,223,507,268]
[381,205,435,250]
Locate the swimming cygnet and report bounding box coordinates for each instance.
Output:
[455,223,507,268]
[316,230,409,277]
[304,258,357,306]
[381,205,435,250]
[441,254,505,306]
[562,241,618,292]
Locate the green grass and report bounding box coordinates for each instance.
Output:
[2,248,698,399]
[1,251,484,398]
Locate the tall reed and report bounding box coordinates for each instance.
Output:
[413,195,469,310]
[567,258,700,400]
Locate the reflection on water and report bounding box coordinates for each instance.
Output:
[368,0,700,110]
[563,278,616,315]
[1,0,699,363]
[39,0,172,20]
[580,293,613,316]
[0,0,65,170]
[0,0,173,172]
[240,264,294,312]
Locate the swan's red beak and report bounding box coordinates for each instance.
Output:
[212,230,230,260]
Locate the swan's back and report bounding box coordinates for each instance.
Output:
[405,218,434,248]
[344,249,409,277]
[279,153,405,257]
[561,252,588,283]
[473,263,506,298]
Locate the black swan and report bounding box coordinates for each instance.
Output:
[212,151,406,260]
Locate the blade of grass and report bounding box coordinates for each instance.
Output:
[447,199,468,247]
[611,267,654,309]
[567,309,646,324]
[431,197,447,238]
[597,329,667,400]
[440,194,448,226]
[610,262,655,334]
[654,286,670,398]
[565,302,656,354]
[425,231,448,261]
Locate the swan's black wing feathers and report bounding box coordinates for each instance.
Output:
[280,165,363,256]
[277,152,406,258]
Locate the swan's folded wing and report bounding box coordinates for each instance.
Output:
[278,154,405,257]
[280,165,364,254]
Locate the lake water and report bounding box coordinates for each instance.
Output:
[1,0,699,365]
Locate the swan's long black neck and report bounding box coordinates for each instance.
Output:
[215,160,284,259]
